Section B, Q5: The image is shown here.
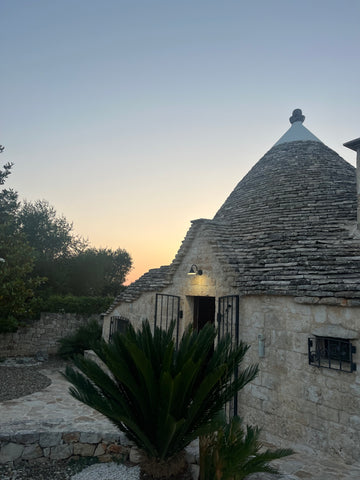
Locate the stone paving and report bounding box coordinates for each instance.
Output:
[0,364,118,435]
[1,363,360,479]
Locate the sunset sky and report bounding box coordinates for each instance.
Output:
[1,0,360,284]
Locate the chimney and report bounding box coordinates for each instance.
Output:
[344,137,360,230]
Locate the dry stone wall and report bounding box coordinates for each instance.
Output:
[0,430,129,464]
[0,313,101,357]
[0,429,200,472]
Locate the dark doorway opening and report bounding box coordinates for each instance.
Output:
[193,296,215,331]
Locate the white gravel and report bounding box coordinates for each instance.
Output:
[71,462,140,480]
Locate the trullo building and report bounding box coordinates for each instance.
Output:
[103,109,360,462]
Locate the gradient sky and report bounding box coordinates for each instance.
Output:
[1,0,360,284]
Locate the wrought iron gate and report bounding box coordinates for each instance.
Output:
[217,295,240,418]
[154,294,181,347]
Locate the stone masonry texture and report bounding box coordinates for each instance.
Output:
[0,313,101,357]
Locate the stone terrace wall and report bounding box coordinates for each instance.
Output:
[0,313,101,357]
[0,430,130,464]
[0,429,199,473]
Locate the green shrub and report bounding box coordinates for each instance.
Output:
[57,319,102,358]
[30,294,113,318]
[199,415,293,480]
[0,315,19,333]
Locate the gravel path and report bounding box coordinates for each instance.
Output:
[0,458,98,480]
[0,366,51,401]
[0,356,68,401]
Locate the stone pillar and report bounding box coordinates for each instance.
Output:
[344,137,360,230]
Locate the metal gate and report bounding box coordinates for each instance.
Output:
[154,294,181,348]
[217,295,240,417]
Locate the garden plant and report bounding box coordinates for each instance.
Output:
[199,414,293,480]
[64,320,259,479]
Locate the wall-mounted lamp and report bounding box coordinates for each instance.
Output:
[188,264,203,276]
[258,334,265,358]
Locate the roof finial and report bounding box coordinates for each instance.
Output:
[290,109,305,124]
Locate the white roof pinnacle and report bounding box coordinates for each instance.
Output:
[273,109,322,146]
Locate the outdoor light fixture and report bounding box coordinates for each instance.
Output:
[258,334,265,358]
[188,264,203,275]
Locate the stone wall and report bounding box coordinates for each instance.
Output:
[237,295,360,464]
[102,227,231,340]
[0,429,199,473]
[0,313,101,357]
[0,430,129,464]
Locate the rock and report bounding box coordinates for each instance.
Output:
[79,432,102,444]
[129,446,143,463]
[39,432,62,448]
[73,443,95,457]
[0,443,24,462]
[13,431,40,444]
[62,432,80,444]
[22,444,43,460]
[49,444,73,460]
[94,442,107,456]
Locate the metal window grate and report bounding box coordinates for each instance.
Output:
[109,316,130,341]
[308,336,356,373]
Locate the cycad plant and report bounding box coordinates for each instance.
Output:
[64,320,258,479]
[199,415,293,480]
[57,318,102,358]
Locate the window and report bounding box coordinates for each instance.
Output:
[308,336,356,373]
[109,315,130,341]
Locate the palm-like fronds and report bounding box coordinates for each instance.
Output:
[64,320,258,463]
[200,415,294,480]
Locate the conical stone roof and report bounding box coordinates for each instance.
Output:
[212,110,360,301]
[109,109,360,308]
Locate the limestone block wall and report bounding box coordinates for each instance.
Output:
[236,295,360,463]
[0,313,101,357]
[166,233,233,329]
[102,230,235,340]
[102,292,156,341]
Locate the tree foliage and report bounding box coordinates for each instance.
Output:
[18,200,132,297]
[0,145,131,329]
[0,161,18,224]
[0,153,43,332]
[18,199,88,260]
[63,247,132,296]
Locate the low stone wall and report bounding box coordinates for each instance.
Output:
[0,429,199,476]
[0,313,101,358]
[0,430,130,464]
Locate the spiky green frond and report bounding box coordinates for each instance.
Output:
[200,416,294,480]
[64,319,259,463]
